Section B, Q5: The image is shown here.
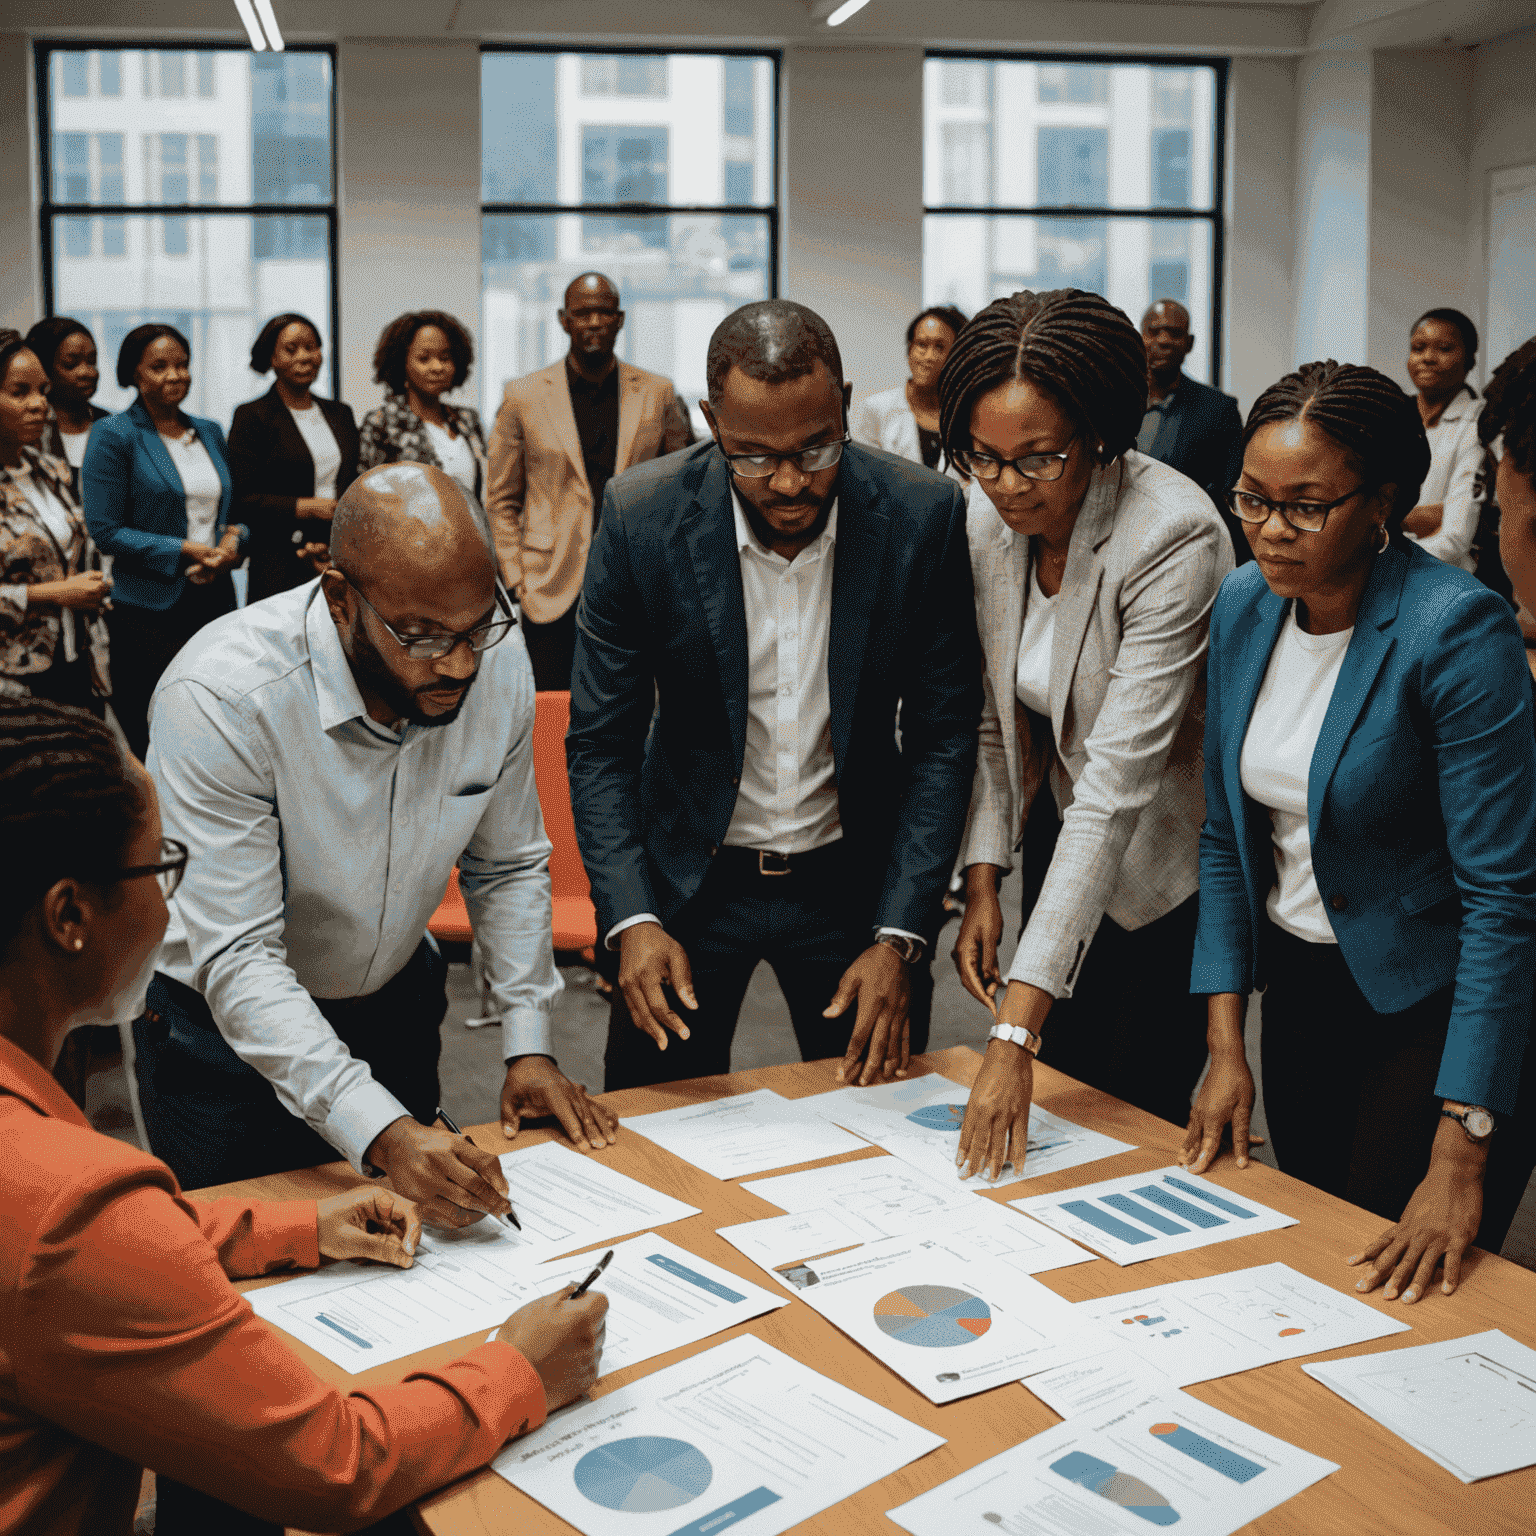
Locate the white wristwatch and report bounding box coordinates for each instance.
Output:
[989,1022,1042,1057]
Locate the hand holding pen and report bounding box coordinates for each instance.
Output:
[436,1107,521,1230]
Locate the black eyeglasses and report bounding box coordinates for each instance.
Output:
[118,837,188,900]
[718,435,849,479]
[338,571,517,661]
[951,440,1076,483]
[1229,484,1368,534]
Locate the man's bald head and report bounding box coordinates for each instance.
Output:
[1141,299,1191,333]
[563,271,619,310]
[1140,300,1194,388]
[559,272,624,372]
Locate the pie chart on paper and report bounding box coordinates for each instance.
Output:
[873,1284,993,1347]
[572,1436,713,1513]
[906,1103,967,1132]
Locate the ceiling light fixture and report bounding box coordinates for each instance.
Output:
[252,0,286,51]
[825,0,873,24]
[232,0,267,51]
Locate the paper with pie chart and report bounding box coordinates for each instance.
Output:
[886,1388,1337,1536]
[769,1228,1103,1404]
[799,1073,1134,1189]
[493,1333,944,1536]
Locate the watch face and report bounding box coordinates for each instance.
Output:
[1466,1108,1495,1139]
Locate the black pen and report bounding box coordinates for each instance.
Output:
[570,1249,614,1299]
[436,1107,521,1230]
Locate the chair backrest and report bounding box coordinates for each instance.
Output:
[533,690,592,907]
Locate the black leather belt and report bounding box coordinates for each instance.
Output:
[714,841,846,878]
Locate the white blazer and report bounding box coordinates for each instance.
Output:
[850,385,967,485]
[1405,387,1483,573]
[961,452,1234,997]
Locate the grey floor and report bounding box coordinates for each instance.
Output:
[82,872,1536,1270]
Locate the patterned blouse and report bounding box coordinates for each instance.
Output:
[357,391,487,501]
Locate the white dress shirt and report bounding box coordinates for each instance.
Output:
[1239,604,1353,944]
[1405,387,1483,572]
[59,427,92,469]
[148,582,561,1172]
[162,428,223,547]
[425,420,479,501]
[1013,561,1056,717]
[286,402,343,500]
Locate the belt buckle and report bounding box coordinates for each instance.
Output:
[758,850,793,877]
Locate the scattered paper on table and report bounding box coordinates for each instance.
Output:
[743,1154,979,1240]
[493,1332,945,1536]
[1010,1165,1296,1264]
[622,1087,870,1179]
[1303,1329,1536,1483]
[887,1388,1337,1536]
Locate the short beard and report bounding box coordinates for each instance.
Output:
[346,617,476,729]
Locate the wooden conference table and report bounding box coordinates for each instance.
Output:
[200,1046,1536,1536]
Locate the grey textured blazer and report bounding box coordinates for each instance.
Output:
[960,450,1233,997]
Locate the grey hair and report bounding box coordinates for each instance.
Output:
[706,300,843,406]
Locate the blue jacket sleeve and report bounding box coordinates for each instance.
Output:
[81,420,185,579]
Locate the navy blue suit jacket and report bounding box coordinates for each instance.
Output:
[1191,541,1536,1113]
[1153,374,1243,504]
[567,440,982,941]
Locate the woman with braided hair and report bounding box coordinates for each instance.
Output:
[1482,336,1536,615]
[947,288,1233,1182]
[1187,360,1536,1302]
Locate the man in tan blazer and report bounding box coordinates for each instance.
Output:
[486,272,692,689]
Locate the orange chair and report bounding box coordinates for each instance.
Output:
[533,689,599,958]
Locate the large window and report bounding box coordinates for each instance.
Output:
[924,55,1225,384]
[481,49,778,430]
[37,45,337,429]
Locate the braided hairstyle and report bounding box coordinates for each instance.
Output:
[1479,338,1536,479]
[1241,362,1430,535]
[0,697,145,953]
[936,289,1147,468]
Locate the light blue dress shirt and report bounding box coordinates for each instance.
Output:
[147,579,561,1171]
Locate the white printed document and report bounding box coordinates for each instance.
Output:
[1010,1166,1296,1264]
[622,1088,869,1179]
[493,1333,945,1536]
[887,1389,1337,1536]
[769,1228,1101,1404]
[742,1154,981,1240]
[1304,1330,1536,1483]
[801,1073,1134,1188]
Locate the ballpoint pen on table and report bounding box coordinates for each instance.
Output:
[570,1249,614,1299]
[436,1106,522,1230]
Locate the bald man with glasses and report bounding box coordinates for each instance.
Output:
[135,462,616,1223]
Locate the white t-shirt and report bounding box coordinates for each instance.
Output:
[163,429,223,548]
[59,426,92,469]
[424,420,477,500]
[286,403,343,501]
[1014,560,1057,717]
[1239,604,1354,943]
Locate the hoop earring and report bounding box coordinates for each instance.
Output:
[73,938,84,951]
[1376,524,1390,554]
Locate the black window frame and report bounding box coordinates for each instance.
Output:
[34,40,341,399]
[924,49,1229,387]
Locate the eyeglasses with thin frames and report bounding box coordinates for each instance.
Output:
[1229,484,1368,534]
[118,837,189,900]
[717,435,849,479]
[950,440,1076,484]
[337,571,517,661]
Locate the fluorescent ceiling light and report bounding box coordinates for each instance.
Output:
[232,0,266,50]
[825,0,872,24]
[253,0,286,51]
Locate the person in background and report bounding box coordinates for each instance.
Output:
[25,316,110,483]
[486,273,691,691]
[359,310,486,506]
[81,323,243,761]
[227,312,360,603]
[0,696,607,1536]
[1401,307,1484,572]
[947,290,1232,1182]
[1186,360,1536,1303]
[1484,337,1536,614]
[850,305,969,481]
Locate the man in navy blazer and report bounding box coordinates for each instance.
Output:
[568,300,981,1092]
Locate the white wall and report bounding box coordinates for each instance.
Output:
[0,33,39,337]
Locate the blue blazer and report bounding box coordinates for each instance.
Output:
[81,397,236,612]
[567,440,982,940]
[1191,541,1536,1113]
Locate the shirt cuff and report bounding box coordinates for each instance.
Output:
[875,926,925,945]
[325,1079,416,1176]
[606,911,662,950]
[501,1007,556,1063]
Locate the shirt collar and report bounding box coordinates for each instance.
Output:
[1437,385,1478,424]
[731,489,838,562]
[304,583,375,734]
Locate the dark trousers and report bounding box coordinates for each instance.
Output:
[1260,922,1536,1254]
[604,842,934,1092]
[521,602,577,693]
[108,577,235,761]
[1015,786,1209,1128]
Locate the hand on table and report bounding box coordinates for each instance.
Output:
[831,943,911,1086]
[501,1054,618,1152]
[365,1114,515,1230]
[1180,1051,1265,1173]
[956,1034,1034,1181]
[951,864,1006,1015]
[316,1185,421,1267]
[618,921,697,1050]
[496,1287,609,1412]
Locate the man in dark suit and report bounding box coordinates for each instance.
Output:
[1138,299,1248,562]
[568,300,981,1093]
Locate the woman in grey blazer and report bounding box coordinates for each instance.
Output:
[946,290,1233,1181]
[850,305,968,481]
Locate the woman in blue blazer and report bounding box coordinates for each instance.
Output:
[82,324,247,760]
[1186,360,1536,1305]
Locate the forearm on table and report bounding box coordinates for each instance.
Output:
[193,1196,320,1277]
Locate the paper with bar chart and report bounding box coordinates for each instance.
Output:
[494,1333,944,1536]
[886,1389,1337,1536]
[1303,1330,1536,1483]
[1009,1165,1296,1264]
[799,1073,1134,1189]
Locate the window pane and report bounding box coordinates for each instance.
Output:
[159,52,185,98]
[482,51,774,208]
[98,53,121,96]
[197,52,216,98]
[481,210,770,428]
[61,53,89,97]
[924,58,1216,211]
[50,211,334,424]
[923,213,1216,382]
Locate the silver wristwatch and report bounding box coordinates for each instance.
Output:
[874,930,926,964]
[1442,1103,1496,1143]
[988,1021,1042,1057]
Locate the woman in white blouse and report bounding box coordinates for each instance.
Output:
[850,305,968,481]
[25,317,110,484]
[1400,308,1483,572]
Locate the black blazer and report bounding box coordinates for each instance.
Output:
[227,385,360,602]
[567,440,983,940]
[1152,374,1247,563]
